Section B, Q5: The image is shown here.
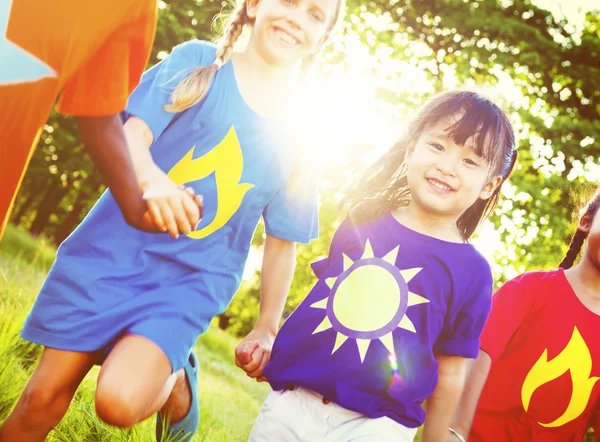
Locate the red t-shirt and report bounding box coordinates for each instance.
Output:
[471,269,600,442]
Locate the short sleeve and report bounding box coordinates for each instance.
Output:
[479,275,536,361]
[124,40,217,142]
[262,162,319,244]
[310,217,359,278]
[57,5,157,116]
[434,272,494,358]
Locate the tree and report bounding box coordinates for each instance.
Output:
[10,0,600,316]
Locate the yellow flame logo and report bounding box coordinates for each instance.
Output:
[167,126,254,239]
[521,326,598,428]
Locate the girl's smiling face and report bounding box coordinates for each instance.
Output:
[246,0,338,67]
[405,115,503,222]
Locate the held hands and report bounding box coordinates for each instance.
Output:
[235,325,276,382]
[138,165,204,239]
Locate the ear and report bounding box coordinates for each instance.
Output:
[578,212,593,234]
[246,0,260,19]
[479,175,503,200]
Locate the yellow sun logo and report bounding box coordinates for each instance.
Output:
[311,239,429,363]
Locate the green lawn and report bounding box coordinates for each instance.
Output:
[0,225,269,441]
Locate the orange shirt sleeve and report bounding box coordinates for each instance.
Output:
[57,4,158,116]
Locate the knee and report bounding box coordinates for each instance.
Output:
[95,385,144,428]
[20,383,72,426]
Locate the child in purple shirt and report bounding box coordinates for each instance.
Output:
[237,90,518,441]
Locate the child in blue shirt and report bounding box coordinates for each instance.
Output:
[0,0,346,441]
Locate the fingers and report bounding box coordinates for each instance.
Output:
[235,339,272,380]
[179,186,204,229]
[235,340,259,368]
[159,200,179,239]
[167,195,192,236]
[196,194,204,220]
[181,190,201,229]
[146,199,167,232]
[139,210,165,233]
[246,348,270,379]
[142,187,203,238]
[180,185,196,198]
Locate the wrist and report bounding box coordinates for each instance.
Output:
[136,162,159,183]
[253,319,278,337]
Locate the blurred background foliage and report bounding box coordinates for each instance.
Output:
[7,0,600,337]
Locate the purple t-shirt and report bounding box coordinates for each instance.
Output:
[264,212,493,427]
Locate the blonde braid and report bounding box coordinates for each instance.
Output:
[215,3,248,67]
[164,1,249,113]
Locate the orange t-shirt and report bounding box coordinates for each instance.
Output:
[0,0,158,238]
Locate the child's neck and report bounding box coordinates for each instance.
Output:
[565,254,600,315]
[392,205,463,243]
[231,49,296,119]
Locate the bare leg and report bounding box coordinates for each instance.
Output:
[0,348,99,442]
[158,363,193,424]
[94,334,190,428]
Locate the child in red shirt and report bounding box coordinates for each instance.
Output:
[450,188,600,442]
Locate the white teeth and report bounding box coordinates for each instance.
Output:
[430,180,452,191]
[274,29,298,45]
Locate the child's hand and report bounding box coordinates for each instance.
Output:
[235,325,276,382]
[138,166,203,238]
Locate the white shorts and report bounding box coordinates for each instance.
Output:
[249,386,418,442]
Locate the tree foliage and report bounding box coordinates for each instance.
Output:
[9,0,600,338]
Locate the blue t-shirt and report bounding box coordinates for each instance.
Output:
[264,213,492,428]
[22,41,318,370]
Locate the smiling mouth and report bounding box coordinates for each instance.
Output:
[272,26,301,46]
[427,178,455,193]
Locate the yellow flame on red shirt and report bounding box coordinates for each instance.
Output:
[521,326,598,428]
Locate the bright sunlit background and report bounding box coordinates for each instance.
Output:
[240,0,600,281]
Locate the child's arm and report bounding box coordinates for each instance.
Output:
[447,350,492,441]
[125,116,203,238]
[76,114,150,229]
[76,114,202,238]
[423,355,468,442]
[448,275,537,441]
[235,234,296,380]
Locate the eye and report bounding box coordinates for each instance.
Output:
[310,10,325,22]
[464,158,479,167]
[428,143,444,152]
[281,0,293,4]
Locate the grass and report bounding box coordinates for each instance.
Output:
[0,225,269,441]
[2,224,596,442]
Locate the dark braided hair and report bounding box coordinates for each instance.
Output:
[559,189,600,269]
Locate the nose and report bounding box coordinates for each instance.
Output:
[285,7,304,30]
[435,156,458,177]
